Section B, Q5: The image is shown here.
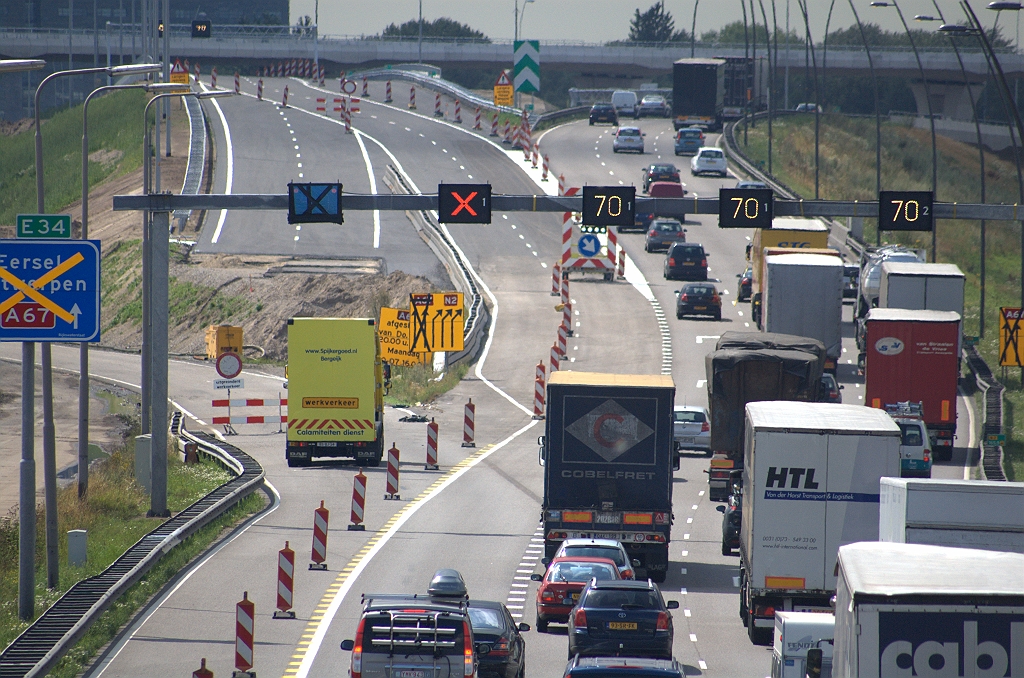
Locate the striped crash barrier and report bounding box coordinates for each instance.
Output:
[211,397,287,426]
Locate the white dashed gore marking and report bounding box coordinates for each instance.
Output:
[690,634,698,642]
[681,550,688,557]
[698,661,707,670]
[691,505,698,510]
[684,609,692,617]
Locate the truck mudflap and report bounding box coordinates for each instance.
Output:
[929,425,955,462]
[707,455,737,502]
[286,423,384,467]
[741,577,834,645]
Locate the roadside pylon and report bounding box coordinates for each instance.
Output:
[426,418,439,470]
[606,228,619,273]
[211,67,218,89]
[193,658,213,678]
[385,444,400,499]
[349,471,366,531]
[257,78,263,100]
[234,72,240,94]
[558,173,565,196]
[385,80,393,102]
[557,323,569,359]
[531,144,539,169]
[551,261,560,296]
[550,343,560,375]
[617,248,626,278]
[503,119,511,144]
[235,592,255,676]
[533,377,545,419]
[560,272,570,305]
[563,299,574,337]
[541,154,549,181]
[536,361,545,385]
[454,99,462,123]
[362,76,369,97]
[281,85,288,108]
[310,500,329,568]
[462,399,476,448]
[490,112,499,136]
[474,107,482,129]
[434,91,442,117]
[274,541,296,619]
[318,64,325,86]
[409,86,416,109]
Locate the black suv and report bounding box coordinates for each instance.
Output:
[589,104,618,126]
[664,243,708,281]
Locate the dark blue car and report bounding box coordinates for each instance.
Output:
[564,657,687,678]
[567,580,678,660]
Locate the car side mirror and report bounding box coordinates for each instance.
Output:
[839,384,845,389]
[530,573,543,581]
[631,558,641,567]
[666,600,679,609]
[340,639,355,651]
[736,273,741,277]
[541,557,551,565]
[716,505,726,513]
[518,623,532,632]
[476,644,491,656]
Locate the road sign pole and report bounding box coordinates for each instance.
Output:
[19,341,35,621]
[140,139,151,435]
[149,209,170,517]
[41,347,59,589]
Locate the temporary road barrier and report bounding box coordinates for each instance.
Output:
[193,62,200,82]
[211,67,217,89]
[490,112,499,137]
[558,174,565,196]
[234,72,240,95]
[557,323,568,359]
[426,418,439,470]
[563,299,573,336]
[362,76,369,97]
[474,107,481,129]
[550,343,560,375]
[235,592,255,676]
[318,65,325,86]
[533,377,545,419]
[193,658,213,678]
[274,541,296,619]
[617,248,626,278]
[311,500,329,568]
[541,154,549,181]
[606,228,620,275]
[454,99,462,123]
[536,360,545,385]
[531,144,539,169]
[434,92,442,117]
[550,261,561,296]
[385,80,393,102]
[503,119,511,144]
[559,187,614,275]
[385,445,400,499]
[316,97,326,113]
[274,62,281,77]
[211,397,287,432]
[560,269,570,305]
[349,472,366,531]
[462,399,475,448]
[281,85,288,108]
[409,86,416,109]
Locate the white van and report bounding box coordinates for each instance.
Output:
[771,612,834,678]
[611,90,638,119]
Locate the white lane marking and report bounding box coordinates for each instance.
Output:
[511,583,528,587]
[405,126,411,131]
[294,418,540,678]
[696,379,706,388]
[680,568,687,574]
[680,588,688,595]
[737,310,744,317]
[695,335,720,344]
[691,505,698,510]
[351,129,381,248]
[733,576,741,587]
[522,555,539,560]
[698,661,707,670]
[514,576,531,581]
[684,609,691,617]
[683,534,690,540]
[681,550,688,557]
[698,491,704,497]
[507,605,524,610]
[690,634,698,642]
[686,517,693,524]
[516,569,532,573]
[205,85,233,245]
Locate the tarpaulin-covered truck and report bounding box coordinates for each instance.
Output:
[672,58,725,130]
[285,318,385,467]
[539,372,676,582]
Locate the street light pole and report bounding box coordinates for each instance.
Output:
[418,0,423,64]
[848,0,881,244]
[691,0,700,57]
[796,0,820,198]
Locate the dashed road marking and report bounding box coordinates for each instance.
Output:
[684,609,691,617]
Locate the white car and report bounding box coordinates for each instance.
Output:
[691,147,727,177]
[612,126,645,153]
[550,538,638,579]
[673,405,711,457]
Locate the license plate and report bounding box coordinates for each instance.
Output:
[562,593,581,604]
[397,672,425,678]
[679,437,695,443]
[608,622,638,630]
[683,262,695,266]
[694,306,706,310]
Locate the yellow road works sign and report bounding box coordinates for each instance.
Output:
[409,292,465,353]
[1000,307,1024,366]
[379,306,431,367]
[494,71,514,107]
[170,59,189,85]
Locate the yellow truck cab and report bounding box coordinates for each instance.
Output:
[285,318,385,467]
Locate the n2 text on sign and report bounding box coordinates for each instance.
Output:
[0,240,101,342]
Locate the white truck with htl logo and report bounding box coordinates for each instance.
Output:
[739,401,901,646]
[832,541,1024,678]
[285,318,385,467]
[539,372,676,583]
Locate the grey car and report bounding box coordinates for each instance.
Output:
[612,126,645,153]
[644,219,687,252]
[673,405,711,457]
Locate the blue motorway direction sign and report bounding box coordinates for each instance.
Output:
[578,234,601,258]
[0,240,101,342]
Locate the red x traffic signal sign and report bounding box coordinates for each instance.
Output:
[438,183,491,224]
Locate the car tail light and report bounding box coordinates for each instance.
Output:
[621,569,634,579]
[656,612,670,631]
[701,259,707,267]
[680,294,690,302]
[712,295,720,303]
[924,451,931,462]
[540,587,557,602]
[464,620,475,677]
[701,421,710,432]
[351,618,365,678]
[489,638,511,657]
[573,607,587,628]
[668,258,676,266]
[649,230,656,237]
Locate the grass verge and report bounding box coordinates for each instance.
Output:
[386,362,470,406]
[738,114,1024,481]
[0,416,261,654]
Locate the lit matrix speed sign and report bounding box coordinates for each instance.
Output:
[378,307,430,367]
[288,183,343,225]
[0,240,101,342]
[410,293,465,353]
[438,184,491,224]
[718,188,773,228]
[879,190,933,232]
[582,186,635,227]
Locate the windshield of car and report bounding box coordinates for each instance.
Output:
[652,165,675,173]
[673,410,706,423]
[700,149,724,158]
[619,129,641,137]
[560,546,626,567]
[683,285,715,296]
[467,607,505,631]
[654,221,682,232]
[593,105,614,112]
[672,245,703,258]
[583,589,661,610]
[899,423,924,447]
[548,561,619,583]
[678,130,702,139]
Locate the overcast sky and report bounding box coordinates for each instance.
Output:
[293,0,1021,44]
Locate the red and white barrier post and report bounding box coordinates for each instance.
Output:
[235,592,255,677]
[503,119,511,144]
[617,246,626,278]
[606,228,619,276]
[558,173,565,196]
[454,99,462,123]
[274,541,296,619]
[385,445,400,499]
[541,154,549,181]
[560,271,570,305]
[531,144,539,169]
[490,112,499,136]
[434,91,442,117]
[192,658,213,678]
[274,62,280,77]
[234,72,240,94]
[349,471,366,531]
[473,107,481,129]
[557,323,568,359]
[533,377,545,419]
[281,85,289,108]
[426,418,439,470]
[316,97,326,113]
[211,67,218,89]
[462,399,476,448]
[319,64,325,86]
[550,343,560,375]
[193,62,200,83]
[536,361,546,385]
[563,299,574,337]
[551,261,561,296]
[409,86,416,109]
[310,500,329,568]
[257,78,263,100]
[362,76,369,97]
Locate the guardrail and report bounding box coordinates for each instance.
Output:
[348,67,522,121]
[382,164,490,367]
[963,345,1008,481]
[0,415,266,678]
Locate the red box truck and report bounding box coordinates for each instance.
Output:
[863,308,961,461]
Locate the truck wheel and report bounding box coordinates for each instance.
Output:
[649,569,666,583]
[722,542,731,556]
[537,618,548,633]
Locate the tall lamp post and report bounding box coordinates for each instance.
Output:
[847,0,882,244]
[26,61,158,619]
[870,0,940,261]
[691,0,700,58]
[796,0,821,198]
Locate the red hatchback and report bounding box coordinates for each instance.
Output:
[531,557,621,632]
